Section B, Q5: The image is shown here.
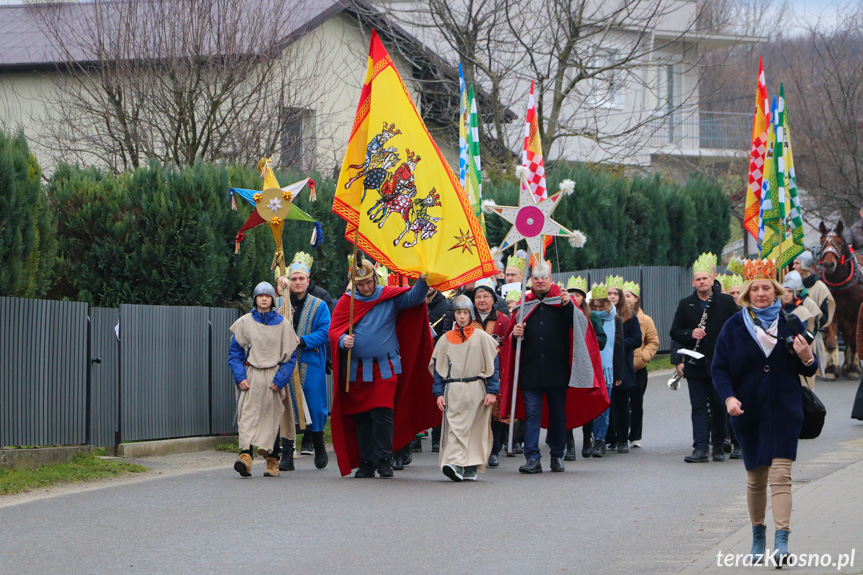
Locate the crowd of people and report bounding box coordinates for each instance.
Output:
[227,247,838,566]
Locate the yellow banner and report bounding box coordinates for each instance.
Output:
[333,31,496,290]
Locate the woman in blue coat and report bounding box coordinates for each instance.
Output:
[712,262,818,566]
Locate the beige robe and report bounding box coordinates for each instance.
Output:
[430,329,498,471]
[230,313,299,452]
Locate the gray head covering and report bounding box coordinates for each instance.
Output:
[798,250,814,269]
[452,294,476,321]
[782,270,803,293]
[252,281,277,308]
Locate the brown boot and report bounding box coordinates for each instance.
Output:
[263,456,280,477]
[234,452,252,477]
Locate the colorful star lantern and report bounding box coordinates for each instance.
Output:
[485,177,585,260]
[229,159,324,273]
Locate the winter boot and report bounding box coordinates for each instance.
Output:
[234,451,253,477]
[355,460,375,478]
[410,437,422,452]
[773,529,790,567]
[377,457,394,478]
[402,445,413,466]
[264,456,280,477]
[312,431,328,469]
[279,438,295,471]
[431,426,441,452]
[392,450,405,471]
[300,432,314,455]
[591,438,605,458]
[564,429,577,461]
[747,524,766,565]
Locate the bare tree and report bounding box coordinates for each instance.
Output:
[375,0,747,169]
[34,0,330,173]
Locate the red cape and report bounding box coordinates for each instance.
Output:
[329,286,440,476]
[499,285,609,429]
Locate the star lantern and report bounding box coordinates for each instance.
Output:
[484,176,585,262]
[229,158,324,274]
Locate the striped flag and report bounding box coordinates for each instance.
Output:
[744,58,770,240]
[458,65,484,231]
[523,80,547,202]
[458,64,469,189]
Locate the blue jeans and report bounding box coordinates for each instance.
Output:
[522,387,567,460]
[592,382,613,441]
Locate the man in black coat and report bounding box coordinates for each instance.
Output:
[670,255,738,463]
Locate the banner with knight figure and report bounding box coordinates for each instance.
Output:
[333,30,496,291]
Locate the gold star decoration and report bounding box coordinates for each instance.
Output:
[448,228,476,254]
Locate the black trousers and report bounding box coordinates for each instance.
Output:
[611,385,632,446]
[629,368,648,441]
[687,376,727,452]
[491,420,507,455]
[352,407,394,464]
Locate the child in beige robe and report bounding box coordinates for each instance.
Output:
[430,295,499,481]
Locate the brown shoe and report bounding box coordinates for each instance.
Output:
[263,456,280,477]
[234,452,252,477]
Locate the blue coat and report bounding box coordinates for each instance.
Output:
[712,312,819,470]
[294,295,331,432]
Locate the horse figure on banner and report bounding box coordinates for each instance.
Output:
[819,221,863,379]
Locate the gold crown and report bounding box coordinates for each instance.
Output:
[727,274,744,289]
[567,275,588,293]
[693,252,717,276]
[605,275,624,290]
[505,288,522,302]
[506,253,526,272]
[743,258,777,281]
[375,264,390,287]
[592,283,609,299]
[726,257,745,276]
[622,280,640,297]
[289,251,313,276]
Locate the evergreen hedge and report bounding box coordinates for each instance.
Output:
[0,132,56,298]
[3,135,729,306]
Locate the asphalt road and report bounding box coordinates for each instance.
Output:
[2,372,862,575]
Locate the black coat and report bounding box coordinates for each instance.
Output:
[620,315,643,390]
[308,279,334,312]
[426,291,452,342]
[670,282,738,379]
[520,297,575,390]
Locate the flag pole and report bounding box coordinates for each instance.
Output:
[346,228,359,393]
[507,241,532,451]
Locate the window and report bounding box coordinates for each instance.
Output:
[588,49,625,109]
[280,108,316,171]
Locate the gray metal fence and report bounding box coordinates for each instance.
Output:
[1,267,698,447]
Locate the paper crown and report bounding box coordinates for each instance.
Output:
[505,288,522,302]
[605,275,624,290]
[719,274,744,292]
[475,277,496,292]
[743,258,777,281]
[622,280,640,297]
[692,252,717,276]
[567,275,588,293]
[532,259,552,276]
[592,282,609,299]
[726,257,745,276]
[506,253,526,272]
[288,251,313,276]
[375,264,390,287]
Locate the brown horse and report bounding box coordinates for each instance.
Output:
[819,221,863,378]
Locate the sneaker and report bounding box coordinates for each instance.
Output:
[730,447,742,460]
[591,438,604,458]
[442,464,464,482]
[462,466,478,481]
[354,461,375,478]
[300,433,314,455]
[377,459,394,478]
[617,442,629,454]
[488,453,499,467]
[630,439,642,448]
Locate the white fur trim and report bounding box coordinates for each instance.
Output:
[559,179,575,195]
[481,199,498,214]
[568,231,587,248]
[514,165,529,180]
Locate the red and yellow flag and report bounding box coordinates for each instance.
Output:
[523,80,547,202]
[333,31,496,290]
[744,57,770,240]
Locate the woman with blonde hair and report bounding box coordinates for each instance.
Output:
[623,281,658,448]
[712,259,818,565]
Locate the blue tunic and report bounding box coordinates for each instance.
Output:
[712,312,819,470]
[338,279,427,382]
[227,309,297,389]
[294,295,331,432]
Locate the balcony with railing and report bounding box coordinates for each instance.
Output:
[649,111,750,153]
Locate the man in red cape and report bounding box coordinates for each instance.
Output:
[499,263,608,473]
[329,259,440,477]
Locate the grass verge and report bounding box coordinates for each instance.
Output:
[0,454,148,496]
[646,354,673,372]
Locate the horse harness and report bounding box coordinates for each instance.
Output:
[820,230,863,294]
